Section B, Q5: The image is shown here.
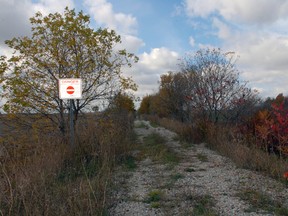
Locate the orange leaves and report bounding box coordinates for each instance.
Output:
[255,110,272,139]
[253,94,288,156]
[278,146,288,157]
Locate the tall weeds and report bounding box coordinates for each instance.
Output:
[143,115,206,143]
[0,110,135,215]
[205,124,288,180]
[142,115,288,181]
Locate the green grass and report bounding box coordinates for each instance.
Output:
[196,153,209,162]
[135,122,148,129]
[57,155,98,183]
[184,167,196,172]
[144,189,163,208]
[150,202,160,208]
[143,132,166,146]
[122,155,137,170]
[163,149,180,164]
[141,133,180,165]
[191,194,218,216]
[181,141,195,148]
[171,173,184,181]
[237,189,288,215]
[150,121,159,128]
[145,190,162,203]
[172,135,180,141]
[163,173,185,189]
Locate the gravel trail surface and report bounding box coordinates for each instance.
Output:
[108,120,288,216]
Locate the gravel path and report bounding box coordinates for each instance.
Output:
[108,120,288,216]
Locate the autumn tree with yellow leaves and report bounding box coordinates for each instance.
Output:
[0,8,138,135]
[109,92,135,113]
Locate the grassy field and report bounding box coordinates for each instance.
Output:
[0,110,135,215]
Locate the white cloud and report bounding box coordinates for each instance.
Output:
[241,68,288,98]
[84,0,144,61]
[0,0,74,49]
[212,18,231,39]
[33,0,74,16]
[0,0,144,58]
[84,0,137,35]
[221,31,288,98]
[172,4,184,17]
[237,35,288,70]
[184,0,288,98]
[115,34,145,54]
[185,0,288,25]
[189,36,195,47]
[198,43,216,50]
[185,0,219,18]
[140,47,179,72]
[0,0,32,43]
[124,47,180,98]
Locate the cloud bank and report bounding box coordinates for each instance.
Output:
[184,0,288,98]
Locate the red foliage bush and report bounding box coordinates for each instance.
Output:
[244,94,288,157]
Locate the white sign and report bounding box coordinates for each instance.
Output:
[59,78,82,99]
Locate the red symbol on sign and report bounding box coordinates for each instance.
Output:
[66,86,75,95]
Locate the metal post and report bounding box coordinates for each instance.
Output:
[70,99,74,148]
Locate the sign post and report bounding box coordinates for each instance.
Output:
[69,99,74,147]
[59,79,82,99]
[59,79,82,148]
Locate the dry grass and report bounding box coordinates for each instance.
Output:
[143,115,202,143]
[237,188,288,215]
[140,132,180,165]
[205,124,288,180]
[0,110,135,215]
[142,115,288,182]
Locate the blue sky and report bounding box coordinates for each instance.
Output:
[1,0,288,102]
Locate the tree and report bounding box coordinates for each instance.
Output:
[109,92,135,113]
[138,95,152,115]
[0,8,138,135]
[180,48,258,123]
[157,72,189,121]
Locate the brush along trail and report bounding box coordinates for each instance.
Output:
[108,120,288,216]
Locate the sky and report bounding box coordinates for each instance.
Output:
[1,0,288,103]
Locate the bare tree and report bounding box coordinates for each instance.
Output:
[180,48,258,123]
